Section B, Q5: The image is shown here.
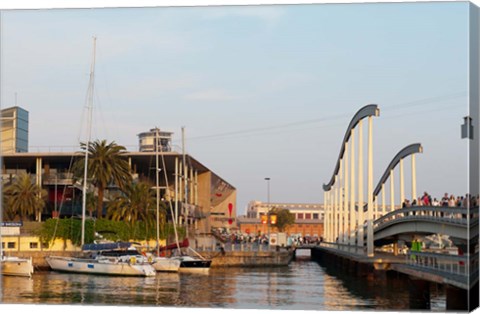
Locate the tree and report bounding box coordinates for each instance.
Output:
[73,139,131,218]
[269,207,295,232]
[2,183,16,221]
[86,192,97,218]
[107,181,156,228]
[4,172,47,222]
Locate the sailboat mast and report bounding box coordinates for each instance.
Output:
[155,128,160,256]
[81,36,97,247]
[182,126,188,239]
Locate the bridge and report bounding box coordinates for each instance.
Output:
[313,104,478,310]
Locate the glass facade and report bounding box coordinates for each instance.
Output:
[1,106,29,153]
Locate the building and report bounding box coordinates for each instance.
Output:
[137,128,174,152]
[2,150,237,239]
[238,201,324,238]
[246,200,324,221]
[1,106,29,153]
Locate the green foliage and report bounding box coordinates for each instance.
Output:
[73,139,132,218]
[269,207,296,232]
[3,173,47,222]
[107,181,156,227]
[38,218,185,246]
[38,218,95,246]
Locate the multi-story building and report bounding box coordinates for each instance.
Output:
[137,128,174,152]
[246,200,324,221]
[238,201,324,238]
[2,151,236,234]
[1,106,29,153]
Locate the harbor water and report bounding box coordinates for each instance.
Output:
[0,251,446,310]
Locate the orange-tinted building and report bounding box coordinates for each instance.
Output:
[237,217,324,238]
[238,201,324,238]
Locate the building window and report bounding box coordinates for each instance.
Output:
[1,242,4,249]
[42,242,49,249]
[297,213,304,219]
[305,213,312,219]
[30,242,38,249]
[7,242,15,249]
[313,213,319,220]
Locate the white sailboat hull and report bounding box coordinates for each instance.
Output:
[1,256,34,277]
[152,257,181,272]
[45,256,156,277]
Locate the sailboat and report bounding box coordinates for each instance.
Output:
[45,37,155,277]
[150,127,211,273]
[172,127,211,273]
[150,128,181,272]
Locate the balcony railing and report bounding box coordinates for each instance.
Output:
[43,173,75,185]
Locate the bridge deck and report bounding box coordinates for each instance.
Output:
[314,243,407,264]
[390,264,471,290]
[312,243,475,290]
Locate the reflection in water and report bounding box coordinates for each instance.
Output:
[0,255,445,310]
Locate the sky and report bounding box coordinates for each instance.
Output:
[0,1,473,214]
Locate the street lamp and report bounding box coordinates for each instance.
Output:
[265,177,270,250]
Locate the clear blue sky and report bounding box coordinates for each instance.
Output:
[0,2,471,213]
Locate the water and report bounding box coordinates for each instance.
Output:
[0,253,446,311]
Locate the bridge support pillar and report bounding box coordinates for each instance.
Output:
[356,262,371,277]
[408,278,430,310]
[446,285,468,310]
[470,282,480,310]
[347,259,357,274]
[393,242,399,256]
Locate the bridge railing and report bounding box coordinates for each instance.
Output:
[406,251,479,281]
[372,206,478,231]
[319,242,365,255]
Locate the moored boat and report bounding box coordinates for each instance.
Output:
[46,242,156,277]
[175,254,211,274]
[45,38,154,278]
[151,256,181,272]
[1,255,34,277]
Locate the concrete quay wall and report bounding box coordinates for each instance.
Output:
[203,250,294,267]
[4,250,294,270]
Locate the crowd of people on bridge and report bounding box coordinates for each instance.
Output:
[402,192,479,209]
[211,227,322,247]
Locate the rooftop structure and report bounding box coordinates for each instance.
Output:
[137,128,173,152]
[1,106,29,153]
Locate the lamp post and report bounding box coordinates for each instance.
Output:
[265,177,271,250]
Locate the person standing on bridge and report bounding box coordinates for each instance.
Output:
[422,192,431,206]
[441,193,449,206]
[448,195,456,207]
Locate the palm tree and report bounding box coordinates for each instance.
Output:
[74,139,132,218]
[4,173,47,222]
[2,183,16,221]
[107,182,155,224]
[107,181,156,229]
[86,192,97,218]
